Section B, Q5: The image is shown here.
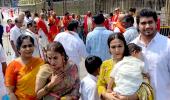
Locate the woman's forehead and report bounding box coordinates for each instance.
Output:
[110,38,124,44]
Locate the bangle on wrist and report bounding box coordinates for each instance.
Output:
[44,85,50,92]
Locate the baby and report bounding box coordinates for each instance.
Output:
[107,43,149,96]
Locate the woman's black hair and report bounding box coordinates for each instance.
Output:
[107,32,130,57]
[46,41,69,62]
[16,35,34,51]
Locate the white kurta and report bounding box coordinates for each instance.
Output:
[80,74,100,100]
[132,33,170,100]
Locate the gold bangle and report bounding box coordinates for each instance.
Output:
[44,85,50,92]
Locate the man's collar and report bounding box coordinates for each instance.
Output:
[137,32,159,46]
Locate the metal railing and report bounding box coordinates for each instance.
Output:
[160,26,170,37]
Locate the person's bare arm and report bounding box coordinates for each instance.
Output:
[10,41,19,57]
[7,86,17,100]
[107,77,115,93]
[1,62,7,76]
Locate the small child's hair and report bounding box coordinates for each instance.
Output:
[7,19,12,23]
[85,55,102,74]
[128,43,142,54]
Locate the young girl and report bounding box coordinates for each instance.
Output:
[107,43,149,96]
[6,19,14,34]
[35,41,80,100]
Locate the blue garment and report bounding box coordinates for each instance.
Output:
[123,26,139,44]
[86,27,113,61]
[2,94,9,100]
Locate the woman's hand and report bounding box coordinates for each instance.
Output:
[9,93,17,100]
[49,71,65,87]
[116,93,138,100]
[101,92,119,100]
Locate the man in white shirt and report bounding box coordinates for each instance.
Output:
[24,10,32,24]
[80,55,102,100]
[54,20,88,69]
[10,17,25,58]
[0,44,7,99]
[132,9,170,100]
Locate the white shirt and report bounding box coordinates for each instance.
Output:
[113,27,120,33]
[25,29,41,57]
[110,56,144,95]
[54,31,88,68]
[132,33,170,100]
[24,17,32,24]
[10,25,24,45]
[80,74,100,100]
[0,44,7,99]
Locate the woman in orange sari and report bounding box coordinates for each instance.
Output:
[5,35,44,100]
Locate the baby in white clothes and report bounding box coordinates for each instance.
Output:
[107,43,149,96]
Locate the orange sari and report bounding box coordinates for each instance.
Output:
[113,21,126,33]
[5,57,44,100]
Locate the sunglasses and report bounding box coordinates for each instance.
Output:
[21,44,34,49]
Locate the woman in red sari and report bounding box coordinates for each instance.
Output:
[48,12,59,40]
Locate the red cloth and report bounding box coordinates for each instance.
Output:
[9,9,14,18]
[103,18,109,30]
[48,16,59,40]
[6,24,14,33]
[37,18,53,42]
[112,14,119,22]
[157,17,160,32]
[83,15,94,36]
[62,16,71,30]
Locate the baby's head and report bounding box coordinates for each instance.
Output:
[128,43,142,60]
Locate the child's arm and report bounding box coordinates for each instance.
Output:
[142,73,150,83]
[106,77,115,93]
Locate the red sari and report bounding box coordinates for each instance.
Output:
[37,18,53,42]
[48,16,59,40]
[62,16,71,30]
[83,15,94,36]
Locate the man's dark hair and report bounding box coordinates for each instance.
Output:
[136,9,157,25]
[85,55,102,74]
[129,8,136,13]
[27,20,36,28]
[67,20,78,31]
[124,15,134,25]
[65,12,69,16]
[93,14,105,25]
[109,13,113,17]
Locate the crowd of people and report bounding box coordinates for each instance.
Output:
[0,7,170,100]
